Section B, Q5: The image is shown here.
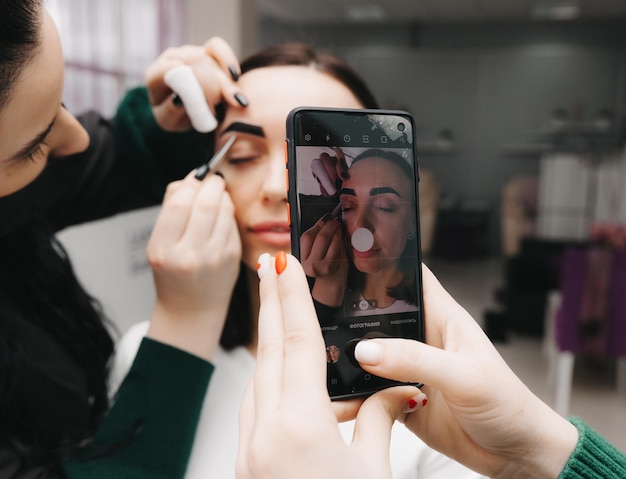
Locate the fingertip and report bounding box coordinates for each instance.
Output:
[172,93,183,107]
[404,390,428,415]
[234,92,249,107]
[229,64,240,82]
[355,340,382,365]
[257,253,272,279]
[275,251,287,275]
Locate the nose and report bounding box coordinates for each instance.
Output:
[262,150,287,204]
[49,106,90,158]
[352,204,374,231]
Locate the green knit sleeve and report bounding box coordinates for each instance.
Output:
[558,417,626,479]
[113,87,214,200]
[62,338,213,479]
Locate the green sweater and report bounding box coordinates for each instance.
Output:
[559,417,626,479]
[112,86,213,200]
[63,339,213,478]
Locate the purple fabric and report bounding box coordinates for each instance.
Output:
[607,251,626,357]
[555,248,626,357]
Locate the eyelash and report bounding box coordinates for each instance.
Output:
[340,202,396,214]
[23,139,49,163]
[228,156,257,166]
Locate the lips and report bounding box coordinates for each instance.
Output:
[352,247,379,258]
[249,222,291,247]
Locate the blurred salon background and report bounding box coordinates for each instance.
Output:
[50,0,626,452]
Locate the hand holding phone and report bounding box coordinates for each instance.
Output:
[286,107,425,399]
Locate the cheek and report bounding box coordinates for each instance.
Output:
[224,174,257,212]
[0,159,47,197]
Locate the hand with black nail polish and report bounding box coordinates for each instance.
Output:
[145,36,248,133]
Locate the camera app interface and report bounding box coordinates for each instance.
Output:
[293,112,424,398]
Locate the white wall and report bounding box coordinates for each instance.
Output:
[57,207,160,337]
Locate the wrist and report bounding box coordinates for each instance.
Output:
[494,401,578,479]
[147,302,227,361]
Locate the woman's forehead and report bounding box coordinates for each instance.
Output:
[221,66,362,130]
[0,10,63,162]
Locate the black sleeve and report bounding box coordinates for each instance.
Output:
[0,449,64,479]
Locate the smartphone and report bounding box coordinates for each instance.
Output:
[286,107,425,400]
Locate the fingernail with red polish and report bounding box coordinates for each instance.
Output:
[275,251,287,275]
[404,392,428,414]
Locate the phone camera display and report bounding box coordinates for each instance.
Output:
[288,108,424,400]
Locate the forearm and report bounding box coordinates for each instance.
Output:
[62,338,213,479]
[492,399,578,479]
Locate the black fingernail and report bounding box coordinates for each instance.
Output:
[234,92,249,107]
[172,93,183,107]
[321,212,332,223]
[340,157,349,171]
[214,102,226,123]
[341,171,349,180]
[214,171,224,179]
[229,65,240,82]
[195,164,209,180]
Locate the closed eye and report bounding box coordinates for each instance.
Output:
[228,156,258,166]
[23,139,49,163]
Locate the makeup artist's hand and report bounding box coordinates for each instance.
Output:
[236,252,419,479]
[353,264,579,479]
[146,171,241,361]
[311,147,349,196]
[300,212,347,307]
[145,37,247,132]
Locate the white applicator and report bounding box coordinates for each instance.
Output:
[311,157,337,195]
[164,64,217,133]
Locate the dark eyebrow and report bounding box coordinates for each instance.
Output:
[369,187,401,197]
[340,187,402,197]
[10,116,56,161]
[221,121,265,137]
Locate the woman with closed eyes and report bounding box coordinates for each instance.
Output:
[111,41,484,478]
[308,148,420,317]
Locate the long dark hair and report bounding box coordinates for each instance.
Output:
[0,218,115,456]
[219,43,379,349]
[0,0,41,112]
[0,0,115,461]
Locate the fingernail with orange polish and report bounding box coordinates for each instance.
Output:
[275,251,287,275]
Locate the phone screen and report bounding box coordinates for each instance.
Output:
[286,107,425,399]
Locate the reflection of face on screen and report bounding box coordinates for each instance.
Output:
[297,147,419,319]
[340,150,417,314]
[326,344,341,363]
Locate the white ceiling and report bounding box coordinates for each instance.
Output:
[258,0,626,24]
